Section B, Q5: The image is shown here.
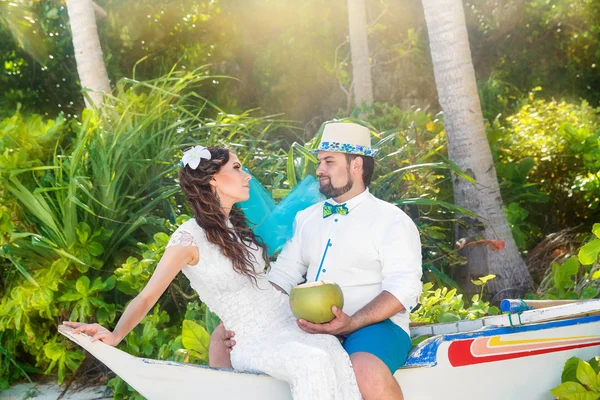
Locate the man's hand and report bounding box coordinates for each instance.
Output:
[208,322,234,368]
[221,325,236,352]
[296,306,358,336]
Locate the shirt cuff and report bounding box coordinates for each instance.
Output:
[267,270,296,294]
[381,283,421,313]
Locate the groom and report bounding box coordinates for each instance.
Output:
[210,122,423,400]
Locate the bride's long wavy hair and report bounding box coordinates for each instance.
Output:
[178,147,268,283]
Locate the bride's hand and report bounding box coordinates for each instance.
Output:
[62,321,120,346]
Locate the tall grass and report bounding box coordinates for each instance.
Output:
[0,67,293,385]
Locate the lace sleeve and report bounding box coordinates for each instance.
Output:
[166,229,199,249]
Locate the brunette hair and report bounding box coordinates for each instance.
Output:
[178,147,268,283]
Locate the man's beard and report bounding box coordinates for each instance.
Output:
[318,174,354,198]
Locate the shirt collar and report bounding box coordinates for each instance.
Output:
[329,188,371,212]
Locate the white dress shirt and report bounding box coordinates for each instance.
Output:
[268,189,423,335]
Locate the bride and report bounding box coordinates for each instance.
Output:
[64,146,362,400]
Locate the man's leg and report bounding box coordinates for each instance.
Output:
[351,352,403,400]
[343,319,411,400]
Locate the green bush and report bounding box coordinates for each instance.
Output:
[0,68,289,389]
[490,93,600,246]
[411,275,499,326]
[529,224,600,299]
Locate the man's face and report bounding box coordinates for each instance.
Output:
[316,151,354,198]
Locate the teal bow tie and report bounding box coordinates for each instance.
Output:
[323,202,349,218]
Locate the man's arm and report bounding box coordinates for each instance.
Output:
[271,282,288,294]
[378,211,423,314]
[298,211,422,335]
[267,213,310,293]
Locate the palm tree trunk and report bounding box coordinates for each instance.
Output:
[347,0,373,107]
[421,0,533,300]
[66,0,110,108]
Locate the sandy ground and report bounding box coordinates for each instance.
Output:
[0,382,111,400]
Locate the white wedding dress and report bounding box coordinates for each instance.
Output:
[167,219,362,400]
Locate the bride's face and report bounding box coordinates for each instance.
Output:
[211,152,252,204]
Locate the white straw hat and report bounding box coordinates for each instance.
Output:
[311,122,378,156]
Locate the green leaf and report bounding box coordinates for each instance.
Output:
[518,157,535,176]
[581,288,599,299]
[204,307,221,335]
[577,360,600,392]
[564,357,582,383]
[436,312,461,323]
[102,276,116,291]
[58,292,83,302]
[76,222,91,244]
[87,241,104,257]
[553,257,579,290]
[68,195,97,216]
[290,142,318,163]
[43,342,64,361]
[2,252,40,287]
[588,357,600,375]
[472,274,496,286]
[154,232,170,246]
[427,231,446,240]
[75,276,90,295]
[579,239,600,265]
[286,147,298,188]
[551,382,599,400]
[593,224,600,240]
[181,320,210,360]
[396,198,479,217]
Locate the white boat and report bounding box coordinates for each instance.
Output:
[59,300,600,399]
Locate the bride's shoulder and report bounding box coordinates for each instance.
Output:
[177,218,199,231]
[167,218,204,248]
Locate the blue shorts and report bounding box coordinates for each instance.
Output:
[342,319,412,373]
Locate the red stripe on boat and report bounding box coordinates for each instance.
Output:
[448,339,600,367]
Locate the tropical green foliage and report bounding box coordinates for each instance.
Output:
[0,68,289,389]
[530,224,600,299]
[1,0,600,395]
[411,274,499,325]
[552,356,600,400]
[468,0,600,108]
[489,94,600,249]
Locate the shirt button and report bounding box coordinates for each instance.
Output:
[334,218,338,222]
[322,269,327,273]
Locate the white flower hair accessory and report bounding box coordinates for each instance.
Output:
[180,145,212,169]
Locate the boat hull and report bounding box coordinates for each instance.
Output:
[59,310,600,399]
[397,315,600,399]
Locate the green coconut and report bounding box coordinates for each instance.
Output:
[289,281,344,324]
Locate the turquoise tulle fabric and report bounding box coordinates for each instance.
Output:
[238,172,325,256]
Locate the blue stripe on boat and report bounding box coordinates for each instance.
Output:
[403,314,600,368]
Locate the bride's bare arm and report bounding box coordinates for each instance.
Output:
[64,245,198,345]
